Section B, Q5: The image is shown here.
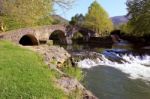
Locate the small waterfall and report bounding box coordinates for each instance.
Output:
[77,50,150,81]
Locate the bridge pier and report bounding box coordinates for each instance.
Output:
[66,37,72,45]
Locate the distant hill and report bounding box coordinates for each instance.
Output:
[51,15,129,26]
[51,15,69,25]
[111,15,129,26]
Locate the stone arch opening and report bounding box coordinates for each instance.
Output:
[110,30,121,43]
[49,30,66,44]
[72,31,84,43]
[19,34,38,46]
[76,29,95,42]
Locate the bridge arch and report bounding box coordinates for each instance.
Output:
[72,31,83,42]
[72,29,95,43]
[19,34,38,46]
[49,30,66,44]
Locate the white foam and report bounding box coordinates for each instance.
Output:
[77,54,150,81]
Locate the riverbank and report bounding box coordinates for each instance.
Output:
[0,41,97,98]
[0,41,67,98]
[23,44,97,99]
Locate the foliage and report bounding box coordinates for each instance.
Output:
[36,16,53,26]
[0,41,68,99]
[0,0,75,31]
[52,19,62,25]
[83,1,113,37]
[119,22,133,34]
[62,66,83,81]
[53,0,75,9]
[1,0,53,26]
[62,59,84,81]
[72,32,83,40]
[0,15,27,32]
[126,0,150,36]
[69,14,85,26]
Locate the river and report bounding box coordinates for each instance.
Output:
[64,41,150,99]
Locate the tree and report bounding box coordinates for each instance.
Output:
[119,22,133,34]
[72,32,83,40]
[1,0,53,26]
[83,1,113,36]
[69,14,85,26]
[0,0,75,30]
[52,0,75,9]
[127,0,150,36]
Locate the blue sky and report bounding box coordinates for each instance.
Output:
[54,0,127,20]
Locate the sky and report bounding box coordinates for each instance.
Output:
[54,0,127,20]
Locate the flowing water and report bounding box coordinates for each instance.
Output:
[63,41,150,99]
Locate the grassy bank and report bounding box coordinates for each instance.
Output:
[0,41,67,99]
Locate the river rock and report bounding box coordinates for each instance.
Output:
[57,76,98,99]
[24,45,71,65]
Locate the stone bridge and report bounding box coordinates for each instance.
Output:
[0,24,95,45]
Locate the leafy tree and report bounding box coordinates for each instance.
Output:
[83,1,113,36]
[69,14,85,26]
[127,0,150,36]
[119,22,133,34]
[72,32,83,40]
[53,0,75,9]
[0,15,27,32]
[0,0,75,30]
[1,0,53,26]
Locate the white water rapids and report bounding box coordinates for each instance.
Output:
[77,53,150,81]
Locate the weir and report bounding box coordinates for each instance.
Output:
[78,52,150,81]
[67,40,150,99]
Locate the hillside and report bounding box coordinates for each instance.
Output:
[51,15,69,24]
[111,15,128,26]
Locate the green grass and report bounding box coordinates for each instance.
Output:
[0,41,67,99]
[62,59,84,81]
[62,67,84,81]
